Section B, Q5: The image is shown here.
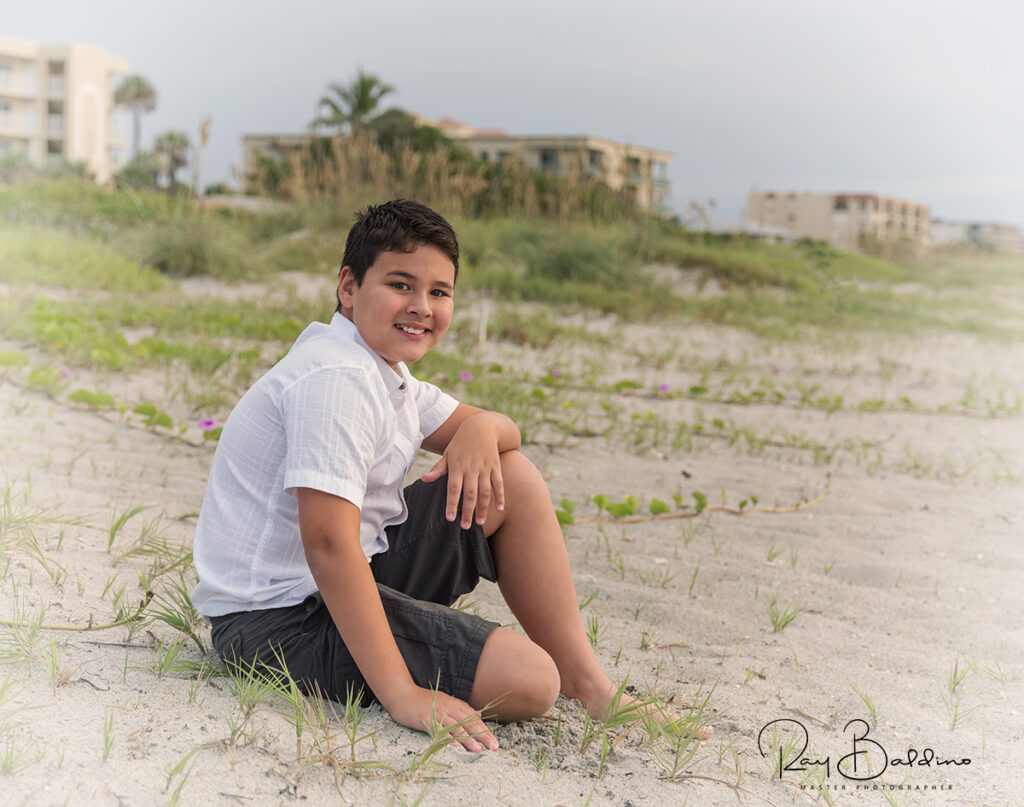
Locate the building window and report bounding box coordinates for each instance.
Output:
[833,198,848,211]
[497,151,510,163]
[479,151,489,161]
[539,149,557,171]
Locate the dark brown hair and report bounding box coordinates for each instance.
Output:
[337,199,459,311]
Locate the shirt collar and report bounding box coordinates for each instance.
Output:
[330,313,409,403]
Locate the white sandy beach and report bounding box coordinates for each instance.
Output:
[1,270,1022,806]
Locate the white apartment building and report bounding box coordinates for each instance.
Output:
[0,36,129,183]
[747,191,930,252]
[931,219,1024,256]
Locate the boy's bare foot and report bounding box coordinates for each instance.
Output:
[569,679,713,740]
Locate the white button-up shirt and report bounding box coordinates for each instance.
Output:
[191,313,458,617]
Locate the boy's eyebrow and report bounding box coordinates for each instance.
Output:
[384,270,453,290]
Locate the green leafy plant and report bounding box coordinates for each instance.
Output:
[767,596,800,633]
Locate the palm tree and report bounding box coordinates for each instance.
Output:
[311,69,394,134]
[114,75,157,162]
[153,130,190,190]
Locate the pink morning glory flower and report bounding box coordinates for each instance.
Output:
[550,369,562,378]
[198,418,220,431]
[458,371,474,382]
[657,384,670,393]
[59,367,73,379]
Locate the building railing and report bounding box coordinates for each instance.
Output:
[47,115,65,134]
[47,77,65,95]
[0,75,38,96]
[0,114,34,134]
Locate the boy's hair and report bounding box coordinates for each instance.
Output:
[337,199,460,312]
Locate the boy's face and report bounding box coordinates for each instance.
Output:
[338,244,455,370]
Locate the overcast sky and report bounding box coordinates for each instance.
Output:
[7,0,1024,225]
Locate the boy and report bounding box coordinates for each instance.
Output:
[191,200,707,751]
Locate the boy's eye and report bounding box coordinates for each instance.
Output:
[390,282,410,290]
[430,289,450,297]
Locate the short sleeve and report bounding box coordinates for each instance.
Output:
[410,376,459,439]
[280,365,382,507]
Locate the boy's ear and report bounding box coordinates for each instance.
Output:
[338,266,356,310]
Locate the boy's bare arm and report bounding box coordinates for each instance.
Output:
[421,404,521,529]
[296,487,498,752]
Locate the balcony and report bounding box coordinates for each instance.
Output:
[47,76,65,96]
[0,114,34,136]
[46,115,65,135]
[0,74,38,98]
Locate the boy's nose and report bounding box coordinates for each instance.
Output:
[406,291,431,315]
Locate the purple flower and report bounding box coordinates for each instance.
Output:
[549,369,562,378]
[657,383,670,393]
[435,373,449,384]
[458,371,474,382]
[198,418,220,431]
[59,366,73,379]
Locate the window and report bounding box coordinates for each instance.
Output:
[539,149,557,171]
[833,198,848,211]
[497,151,510,163]
[479,151,489,161]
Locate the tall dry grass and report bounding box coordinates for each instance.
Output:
[252,132,640,225]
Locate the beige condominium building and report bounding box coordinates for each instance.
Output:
[0,36,129,183]
[426,118,672,213]
[244,119,673,214]
[747,191,930,252]
[930,219,1024,256]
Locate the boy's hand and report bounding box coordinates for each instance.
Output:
[422,414,506,529]
[385,683,499,753]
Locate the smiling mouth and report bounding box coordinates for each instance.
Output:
[396,324,428,335]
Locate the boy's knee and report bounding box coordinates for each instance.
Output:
[511,642,560,719]
[475,628,560,719]
[499,449,543,489]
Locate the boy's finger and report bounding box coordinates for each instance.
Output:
[491,469,505,512]
[459,481,478,529]
[445,472,463,522]
[474,482,491,525]
[450,716,497,752]
[421,455,448,482]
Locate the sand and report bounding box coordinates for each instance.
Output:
[0,271,1021,806]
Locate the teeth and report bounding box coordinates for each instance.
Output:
[397,325,425,335]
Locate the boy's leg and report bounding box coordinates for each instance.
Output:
[474,450,711,736]
[469,450,618,717]
[374,476,561,722]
